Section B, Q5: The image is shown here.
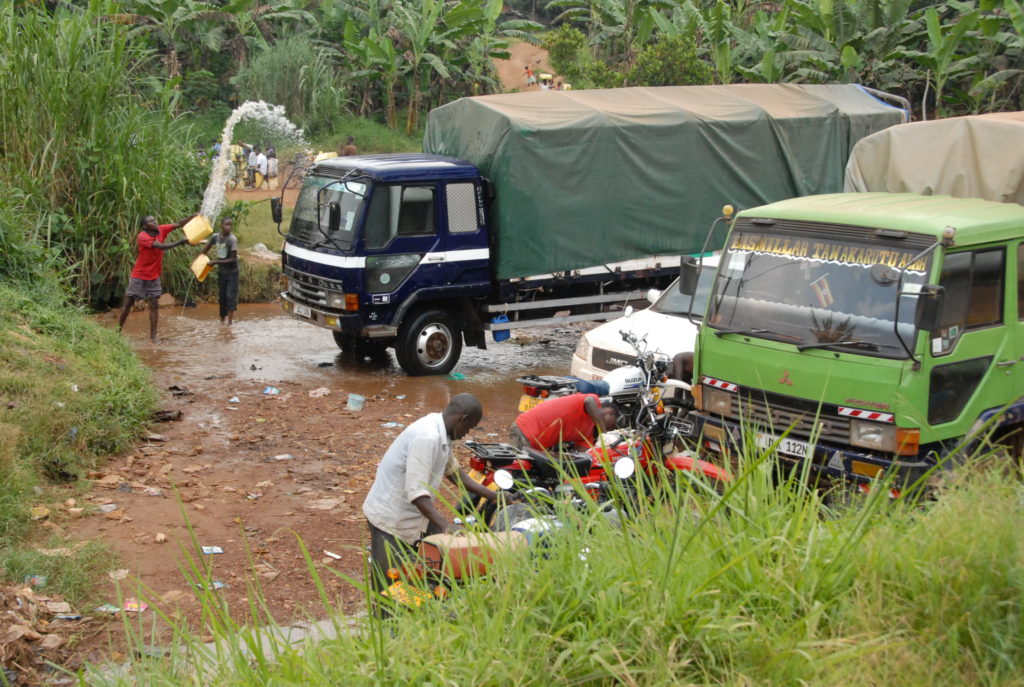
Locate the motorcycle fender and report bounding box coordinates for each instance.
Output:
[664,453,733,482]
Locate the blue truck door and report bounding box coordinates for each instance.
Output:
[440,181,490,287]
[361,183,443,316]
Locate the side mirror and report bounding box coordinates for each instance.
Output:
[494,469,514,490]
[914,284,945,332]
[646,288,661,305]
[679,257,699,296]
[270,197,283,225]
[623,305,634,319]
[327,202,341,234]
[613,457,635,479]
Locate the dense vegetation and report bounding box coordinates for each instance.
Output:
[91,458,1024,686]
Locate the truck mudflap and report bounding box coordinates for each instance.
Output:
[682,412,933,487]
[280,292,363,335]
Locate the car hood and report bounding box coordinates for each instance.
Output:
[586,308,701,368]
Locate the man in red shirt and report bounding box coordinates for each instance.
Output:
[511,393,618,451]
[117,214,191,342]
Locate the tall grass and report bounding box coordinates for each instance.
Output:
[0,5,205,306]
[85,451,1023,686]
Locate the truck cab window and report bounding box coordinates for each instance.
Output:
[933,248,1005,355]
[364,184,436,250]
[446,183,480,234]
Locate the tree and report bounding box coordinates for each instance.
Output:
[628,35,713,85]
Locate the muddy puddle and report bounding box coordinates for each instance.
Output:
[110,302,585,408]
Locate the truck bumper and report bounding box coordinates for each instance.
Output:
[279,292,364,335]
[682,412,933,487]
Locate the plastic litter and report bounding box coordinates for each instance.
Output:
[380,422,404,428]
[308,387,330,398]
[24,574,47,589]
[123,598,148,613]
[263,386,281,395]
[229,396,240,403]
[95,603,120,614]
[323,550,342,560]
[346,393,365,411]
[263,454,293,462]
[29,506,50,520]
[396,394,407,400]
[70,383,79,392]
[447,372,466,380]
[54,614,82,621]
[201,546,224,555]
[196,581,227,591]
[98,504,118,514]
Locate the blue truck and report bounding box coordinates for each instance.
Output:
[272,85,906,375]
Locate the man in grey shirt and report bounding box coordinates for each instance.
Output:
[362,393,500,596]
[199,217,239,324]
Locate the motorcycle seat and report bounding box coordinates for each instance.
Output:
[525,448,593,480]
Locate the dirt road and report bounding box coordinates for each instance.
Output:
[60,304,587,653]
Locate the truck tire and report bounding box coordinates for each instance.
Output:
[331,332,390,361]
[394,309,462,376]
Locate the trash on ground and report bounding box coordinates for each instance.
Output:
[95,603,120,614]
[29,506,50,520]
[144,433,169,442]
[246,492,262,500]
[44,601,72,614]
[108,569,131,582]
[396,394,407,400]
[196,581,227,591]
[263,454,293,462]
[447,372,466,380]
[201,546,224,555]
[70,384,79,392]
[380,422,404,428]
[346,393,365,411]
[53,614,82,621]
[262,386,281,395]
[123,598,147,613]
[229,396,240,403]
[323,550,342,560]
[155,533,167,543]
[145,487,163,497]
[24,574,47,589]
[308,387,330,398]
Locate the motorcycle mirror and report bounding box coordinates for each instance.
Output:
[494,469,515,490]
[614,457,635,480]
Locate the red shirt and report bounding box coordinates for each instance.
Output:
[514,393,599,450]
[131,224,176,280]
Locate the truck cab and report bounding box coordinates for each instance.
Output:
[279,154,491,375]
[682,193,1023,488]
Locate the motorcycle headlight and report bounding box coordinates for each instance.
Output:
[705,387,733,416]
[574,336,591,363]
[849,420,896,451]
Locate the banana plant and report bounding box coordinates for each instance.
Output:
[904,5,980,118]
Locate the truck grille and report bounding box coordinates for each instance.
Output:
[283,266,344,311]
[592,347,635,372]
[723,387,851,443]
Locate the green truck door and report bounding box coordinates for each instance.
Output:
[925,245,1017,439]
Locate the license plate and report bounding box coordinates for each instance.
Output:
[517,395,543,413]
[293,303,312,319]
[755,432,810,458]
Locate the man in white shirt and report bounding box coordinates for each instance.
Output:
[255,147,268,188]
[246,145,257,189]
[363,393,499,594]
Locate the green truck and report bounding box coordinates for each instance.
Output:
[680,192,1024,488]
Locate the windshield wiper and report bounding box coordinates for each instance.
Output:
[713,326,773,338]
[796,339,895,352]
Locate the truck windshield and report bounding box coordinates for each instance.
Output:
[707,228,932,358]
[652,264,714,318]
[289,176,367,250]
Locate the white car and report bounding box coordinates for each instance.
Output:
[570,255,719,379]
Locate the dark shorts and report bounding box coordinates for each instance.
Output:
[218,267,239,317]
[125,277,161,300]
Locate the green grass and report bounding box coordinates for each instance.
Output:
[0,281,150,601]
[83,450,1023,686]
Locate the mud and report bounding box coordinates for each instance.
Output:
[64,304,587,648]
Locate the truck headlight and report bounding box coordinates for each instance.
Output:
[705,388,732,416]
[849,420,896,452]
[327,292,346,309]
[575,336,591,363]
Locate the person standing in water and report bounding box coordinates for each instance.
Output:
[200,217,239,325]
[118,214,192,342]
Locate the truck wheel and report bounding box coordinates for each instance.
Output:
[395,309,462,376]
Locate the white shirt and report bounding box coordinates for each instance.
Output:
[256,153,268,176]
[247,151,257,166]
[362,413,458,544]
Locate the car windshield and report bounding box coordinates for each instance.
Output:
[706,228,932,358]
[289,176,367,250]
[651,264,715,318]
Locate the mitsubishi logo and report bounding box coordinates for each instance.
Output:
[778,370,793,386]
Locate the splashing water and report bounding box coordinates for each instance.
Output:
[201,101,305,222]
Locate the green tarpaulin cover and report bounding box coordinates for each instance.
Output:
[424,84,906,280]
